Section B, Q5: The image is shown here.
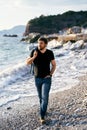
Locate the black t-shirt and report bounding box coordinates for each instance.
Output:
[30,48,55,78]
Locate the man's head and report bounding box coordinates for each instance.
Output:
[38,37,48,50]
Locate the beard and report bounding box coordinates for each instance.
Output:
[39,48,43,50]
[38,46,45,50]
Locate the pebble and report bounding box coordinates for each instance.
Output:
[79,121,87,125]
[74,108,82,113]
[66,122,71,126]
[7,107,12,110]
[59,115,65,120]
[83,98,87,106]
[51,119,58,125]
[72,114,78,118]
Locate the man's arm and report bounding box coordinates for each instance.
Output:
[26,51,38,65]
[50,59,56,76]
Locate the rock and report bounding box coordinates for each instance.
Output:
[70,40,84,50]
[48,39,63,49]
[53,45,63,49]
[20,38,26,42]
[66,122,71,126]
[85,93,87,97]
[59,40,64,46]
[63,41,72,50]
[30,34,41,43]
[72,114,78,118]
[3,34,18,37]
[84,53,87,59]
[74,108,82,113]
[59,115,65,120]
[79,121,87,125]
[56,53,65,57]
[70,65,77,71]
[83,98,87,107]
[7,107,12,110]
[65,115,72,120]
[51,119,58,125]
[84,42,87,48]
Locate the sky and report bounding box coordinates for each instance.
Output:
[0,0,87,30]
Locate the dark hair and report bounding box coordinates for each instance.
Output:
[38,37,48,44]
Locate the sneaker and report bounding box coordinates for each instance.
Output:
[40,118,46,125]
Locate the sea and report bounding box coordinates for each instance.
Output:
[0,36,87,107]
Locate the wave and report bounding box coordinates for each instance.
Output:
[0,95,21,107]
[0,62,32,88]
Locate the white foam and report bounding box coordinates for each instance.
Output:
[0,40,87,107]
[0,62,32,88]
[0,95,21,107]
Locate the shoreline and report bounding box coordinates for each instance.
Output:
[0,74,87,130]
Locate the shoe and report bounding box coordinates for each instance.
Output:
[40,118,46,125]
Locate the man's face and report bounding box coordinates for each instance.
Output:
[38,40,47,50]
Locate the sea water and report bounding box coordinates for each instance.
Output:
[0,36,87,107]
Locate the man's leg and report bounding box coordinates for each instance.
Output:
[35,78,42,104]
[40,77,51,119]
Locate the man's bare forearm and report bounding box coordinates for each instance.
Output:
[26,50,38,65]
[50,65,56,76]
[26,56,35,65]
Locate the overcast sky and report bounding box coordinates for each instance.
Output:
[0,0,87,30]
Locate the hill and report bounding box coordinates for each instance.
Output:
[0,25,25,36]
[24,11,87,35]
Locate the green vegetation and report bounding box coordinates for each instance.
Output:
[26,11,87,34]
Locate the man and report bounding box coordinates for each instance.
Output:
[26,37,56,124]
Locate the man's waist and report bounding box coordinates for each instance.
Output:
[35,73,51,78]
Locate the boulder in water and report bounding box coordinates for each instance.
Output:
[7,107,12,110]
[48,40,63,49]
[84,42,87,48]
[70,40,84,50]
[63,41,72,50]
[56,53,65,57]
[84,52,87,59]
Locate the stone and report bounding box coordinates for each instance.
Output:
[84,42,87,48]
[72,114,78,118]
[59,115,65,120]
[74,108,82,113]
[63,41,72,50]
[48,39,63,49]
[7,107,12,110]
[84,53,87,59]
[66,122,71,126]
[56,53,65,57]
[70,40,84,50]
[79,121,87,125]
[83,98,87,106]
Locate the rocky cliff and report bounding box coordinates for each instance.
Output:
[24,11,87,35]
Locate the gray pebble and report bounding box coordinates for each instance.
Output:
[59,115,65,120]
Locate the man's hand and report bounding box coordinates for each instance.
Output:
[45,60,56,78]
[26,50,38,65]
[33,50,38,59]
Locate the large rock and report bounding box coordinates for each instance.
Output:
[63,41,72,50]
[84,42,87,48]
[48,39,63,49]
[85,53,87,59]
[70,40,84,50]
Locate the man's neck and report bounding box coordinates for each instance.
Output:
[39,48,47,53]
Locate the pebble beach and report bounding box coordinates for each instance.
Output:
[0,74,87,130]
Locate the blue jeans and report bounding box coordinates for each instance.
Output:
[35,77,52,119]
